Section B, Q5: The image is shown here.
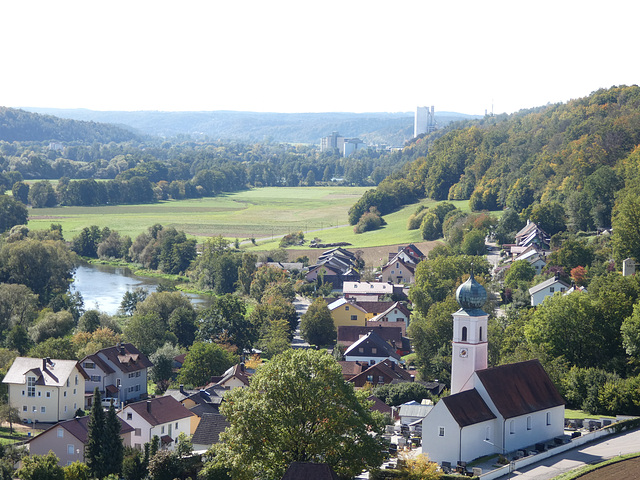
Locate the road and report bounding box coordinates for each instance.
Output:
[506,428,640,479]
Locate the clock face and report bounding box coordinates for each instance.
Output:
[459,348,468,358]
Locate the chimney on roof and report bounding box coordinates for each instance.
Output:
[42,358,47,371]
[146,400,151,413]
[120,345,125,355]
[239,363,245,373]
[179,384,186,395]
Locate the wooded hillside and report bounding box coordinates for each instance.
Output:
[350,85,640,231]
[0,107,141,143]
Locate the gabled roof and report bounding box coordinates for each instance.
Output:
[367,395,392,416]
[441,389,497,427]
[88,343,153,374]
[82,354,115,375]
[3,358,87,387]
[352,301,396,314]
[281,462,339,480]
[337,361,367,378]
[475,359,565,419]
[327,298,367,314]
[215,363,251,388]
[124,396,195,426]
[28,415,133,445]
[343,282,395,295]
[344,331,401,361]
[191,413,230,446]
[528,276,571,295]
[337,325,403,345]
[368,302,411,321]
[348,359,414,384]
[399,402,432,419]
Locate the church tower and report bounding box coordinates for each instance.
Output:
[450,270,488,394]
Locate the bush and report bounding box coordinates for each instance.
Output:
[355,207,386,234]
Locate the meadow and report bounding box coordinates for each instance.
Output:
[27,186,476,251]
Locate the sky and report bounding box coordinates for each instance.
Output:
[1,1,638,116]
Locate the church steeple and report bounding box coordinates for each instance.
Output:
[450,269,489,394]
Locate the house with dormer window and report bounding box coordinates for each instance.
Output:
[2,357,88,423]
[81,343,153,408]
[343,330,401,365]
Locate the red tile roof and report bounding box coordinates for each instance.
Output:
[442,389,497,427]
[95,343,153,374]
[124,396,195,426]
[475,359,565,419]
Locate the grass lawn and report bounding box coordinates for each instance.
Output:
[28,186,369,241]
[564,409,615,420]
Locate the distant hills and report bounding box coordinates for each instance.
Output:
[0,107,141,143]
[19,108,480,145]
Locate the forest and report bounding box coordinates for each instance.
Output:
[349,85,640,234]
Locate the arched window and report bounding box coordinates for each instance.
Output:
[462,326,468,342]
[479,326,483,342]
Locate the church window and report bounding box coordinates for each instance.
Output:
[546,412,551,426]
[461,326,468,342]
[509,420,515,434]
[479,326,483,341]
[527,416,532,430]
[438,427,445,437]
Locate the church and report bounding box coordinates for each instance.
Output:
[421,272,565,465]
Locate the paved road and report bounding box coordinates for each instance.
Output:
[507,428,640,479]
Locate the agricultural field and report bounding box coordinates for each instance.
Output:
[27,186,370,241]
[26,186,484,263]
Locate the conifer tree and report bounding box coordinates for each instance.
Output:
[86,388,107,479]
[104,403,124,476]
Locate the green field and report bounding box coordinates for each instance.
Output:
[28,187,370,242]
[26,187,481,249]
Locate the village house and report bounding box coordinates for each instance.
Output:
[337,325,410,356]
[81,343,153,408]
[327,298,367,329]
[27,415,134,466]
[347,359,414,388]
[191,413,230,452]
[528,276,571,306]
[379,244,425,284]
[3,357,88,423]
[118,396,197,451]
[422,272,565,466]
[342,281,401,302]
[343,330,402,365]
[305,247,360,289]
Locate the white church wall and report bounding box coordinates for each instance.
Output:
[421,402,461,465]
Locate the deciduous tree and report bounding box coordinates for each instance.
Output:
[300,298,336,346]
[216,349,385,480]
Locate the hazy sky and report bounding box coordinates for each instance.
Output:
[1,1,638,115]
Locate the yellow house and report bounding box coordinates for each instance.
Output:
[2,357,88,423]
[327,298,367,329]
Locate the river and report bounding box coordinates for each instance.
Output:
[70,264,213,315]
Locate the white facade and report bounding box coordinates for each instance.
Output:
[414,106,435,137]
[450,309,488,395]
[529,279,570,306]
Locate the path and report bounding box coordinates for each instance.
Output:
[500,428,640,479]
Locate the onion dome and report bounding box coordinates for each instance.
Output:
[456,270,487,310]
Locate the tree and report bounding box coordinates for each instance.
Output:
[460,229,485,256]
[0,238,77,303]
[86,388,108,479]
[217,349,385,480]
[63,462,91,480]
[119,288,148,316]
[11,182,29,205]
[0,195,28,233]
[178,342,237,387]
[0,402,21,434]
[28,310,75,343]
[420,212,441,240]
[27,337,77,360]
[149,343,181,386]
[300,298,336,346]
[124,313,175,356]
[104,403,124,477]
[529,202,567,236]
[78,310,101,333]
[612,193,640,263]
[27,181,57,208]
[258,318,291,359]
[504,260,536,289]
[16,452,64,480]
[197,295,255,353]
[621,303,640,359]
